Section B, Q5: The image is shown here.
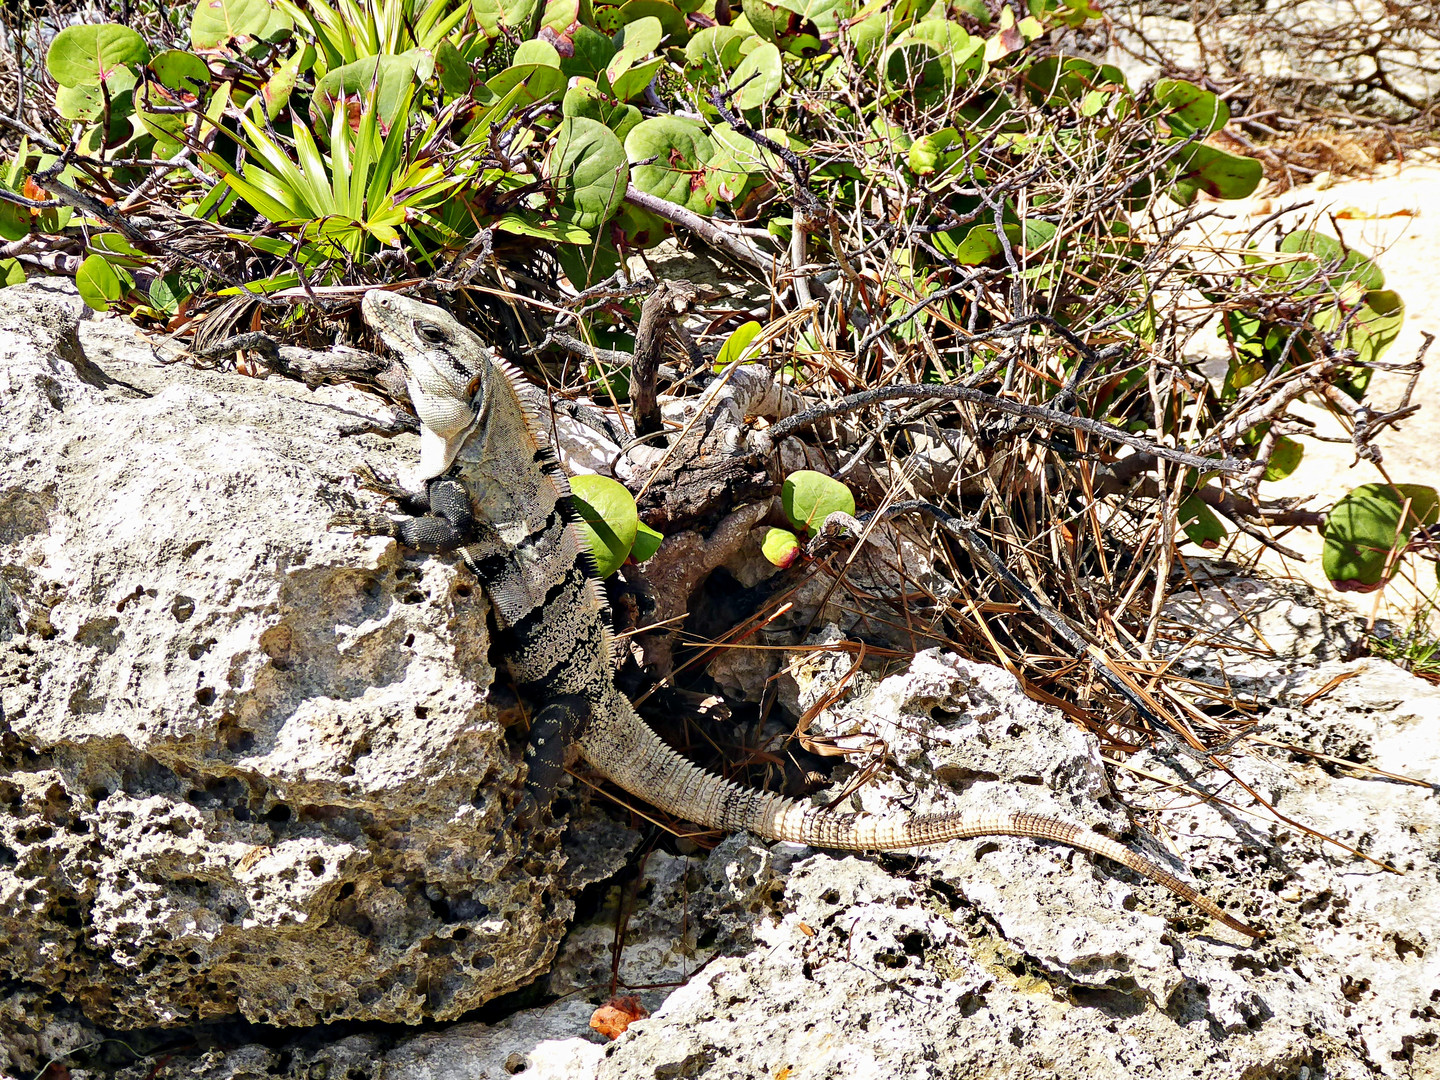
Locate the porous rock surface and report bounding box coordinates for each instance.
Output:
[0,281,626,1038]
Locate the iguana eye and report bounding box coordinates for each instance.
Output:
[413,320,447,346]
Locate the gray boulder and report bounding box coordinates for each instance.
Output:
[0,281,617,1035]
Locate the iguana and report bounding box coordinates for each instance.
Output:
[334,289,1263,940]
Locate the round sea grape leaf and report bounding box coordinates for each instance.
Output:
[708,122,799,176]
[1178,495,1226,549]
[617,0,689,43]
[934,223,1001,265]
[685,25,749,67]
[744,0,824,56]
[885,20,980,91]
[610,56,665,102]
[562,24,617,79]
[908,127,975,176]
[1169,144,1263,205]
[761,527,800,568]
[593,4,625,31]
[1262,436,1304,482]
[1323,483,1440,592]
[563,80,643,137]
[435,40,474,96]
[485,62,567,106]
[781,470,855,533]
[631,520,664,563]
[570,473,639,577]
[548,117,630,230]
[55,83,105,122]
[149,51,210,97]
[515,39,562,67]
[0,258,26,286]
[149,274,187,316]
[76,254,125,311]
[625,116,716,214]
[729,41,782,108]
[1152,78,1228,137]
[0,197,29,242]
[313,53,425,131]
[190,0,271,48]
[611,200,670,248]
[606,15,663,82]
[47,24,149,88]
[1277,229,1386,292]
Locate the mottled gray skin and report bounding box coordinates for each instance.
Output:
[335,290,1262,940]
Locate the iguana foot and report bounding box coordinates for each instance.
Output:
[329,510,400,538]
[354,463,421,503]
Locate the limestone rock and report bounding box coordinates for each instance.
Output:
[0,282,610,1035]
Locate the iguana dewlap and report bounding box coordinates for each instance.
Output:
[334,289,1262,941]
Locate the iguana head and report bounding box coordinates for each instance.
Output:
[362,290,488,479]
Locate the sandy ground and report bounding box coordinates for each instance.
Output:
[1186,150,1440,626]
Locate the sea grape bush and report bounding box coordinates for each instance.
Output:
[0,0,1430,593]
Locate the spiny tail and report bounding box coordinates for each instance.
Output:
[580,707,1264,939]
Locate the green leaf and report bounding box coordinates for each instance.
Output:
[514,39,562,67]
[0,258,27,286]
[563,81,642,138]
[625,115,716,214]
[1152,78,1229,137]
[934,223,1001,264]
[685,25,748,67]
[54,83,107,123]
[548,117,630,230]
[76,254,125,311]
[150,50,210,96]
[1277,229,1385,292]
[191,0,271,48]
[761,527,800,567]
[606,15,663,83]
[435,40,474,96]
[729,42,782,108]
[484,62,567,106]
[261,51,303,121]
[562,25,617,79]
[908,127,974,176]
[884,20,982,93]
[781,470,855,533]
[149,274,190,315]
[1169,143,1263,204]
[1263,436,1304,482]
[1323,484,1439,592]
[313,53,426,133]
[610,56,666,102]
[714,319,762,370]
[744,0,825,56]
[632,520,664,562]
[46,24,149,88]
[1178,495,1226,548]
[570,473,639,576]
[617,0,690,45]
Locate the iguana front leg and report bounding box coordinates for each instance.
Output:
[331,473,476,553]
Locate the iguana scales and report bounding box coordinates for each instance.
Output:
[336,289,1263,940]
